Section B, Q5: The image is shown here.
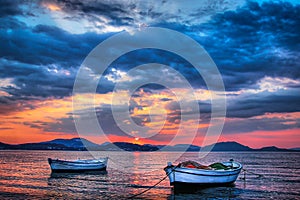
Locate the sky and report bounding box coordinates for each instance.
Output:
[0,0,299,148]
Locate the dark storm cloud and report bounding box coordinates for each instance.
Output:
[152,2,299,91]
[0,97,39,115]
[227,93,300,118]
[41,0,135,26]
[0,17,27,29]
[22,118,79,135]
[223,115,300,134]
[194,1,300,91]
[99,48,206,92]
[43,117,77,133]
[72,105,130,137]
[0,59,75,98]
[0,15,114,107]
[0,17,109,67]
[0,0,24,17]
[92,1,300,93]
[23,121,45,129]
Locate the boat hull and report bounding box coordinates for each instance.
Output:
[48,158,108,173]
[164,161,242,186]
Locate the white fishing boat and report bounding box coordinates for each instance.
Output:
[164,159,242,187]
[48,157,108,173]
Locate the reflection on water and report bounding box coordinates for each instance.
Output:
[0,151,299,199]
[49,171,108,178]
[168,186,242,200]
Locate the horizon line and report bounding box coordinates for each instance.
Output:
[1,137,299,149]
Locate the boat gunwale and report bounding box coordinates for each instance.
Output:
[166,161,242,172]
[50,166,107,173]
[172,168,242,177]
[49,158,108,165]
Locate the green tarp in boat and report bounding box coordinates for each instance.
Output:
[209,162,229,170]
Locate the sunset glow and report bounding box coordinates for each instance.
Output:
[0,0,299,149]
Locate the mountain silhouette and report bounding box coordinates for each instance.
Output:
[0,138,297,152]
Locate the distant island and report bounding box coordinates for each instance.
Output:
[0,138,298,152]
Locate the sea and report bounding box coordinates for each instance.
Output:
[0,151,299,199]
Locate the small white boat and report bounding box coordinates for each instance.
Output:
[48,157,108,173]
[164,160,242,187]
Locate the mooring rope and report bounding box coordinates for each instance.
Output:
[241,169,264,180]
[127,165,178,199]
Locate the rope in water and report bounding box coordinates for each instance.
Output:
[241,169,264,180]
[127,165,178,199]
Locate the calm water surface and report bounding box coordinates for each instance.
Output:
[0,151,299,199]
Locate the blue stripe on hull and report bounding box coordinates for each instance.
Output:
[51,167,106,173]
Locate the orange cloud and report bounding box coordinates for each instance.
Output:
[43,3,61,11]
[1,89,299,149]
[0,97,74,144]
